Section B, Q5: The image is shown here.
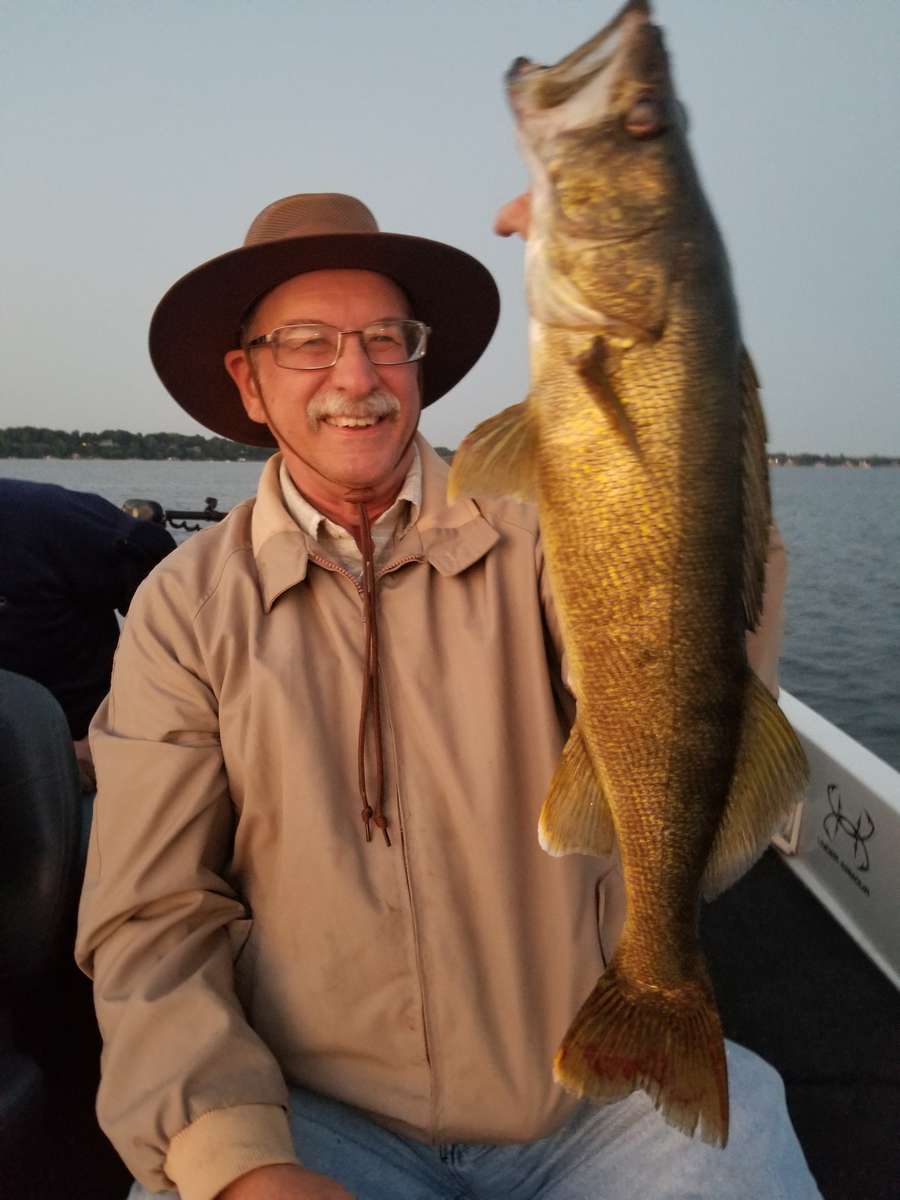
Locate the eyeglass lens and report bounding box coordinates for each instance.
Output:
[274,321,426,369]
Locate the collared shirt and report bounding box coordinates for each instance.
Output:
[278,448,422,577]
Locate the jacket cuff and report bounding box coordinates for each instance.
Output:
[165,1103,299,1200]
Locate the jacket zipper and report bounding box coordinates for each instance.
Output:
[370,553,436,1114]
[382,699,436,1139]
[306,551,363,593]
[394,789,434,1067]
[377,554,421,578]
[309,548,436,1121]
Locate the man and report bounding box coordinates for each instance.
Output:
[76,194,819,1200]
[0,479,176,789]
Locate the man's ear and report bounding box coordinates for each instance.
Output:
[224,349,267,424]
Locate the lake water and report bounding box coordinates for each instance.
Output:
[2,457,898,772]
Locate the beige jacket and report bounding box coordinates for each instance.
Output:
[76,438,785,1200]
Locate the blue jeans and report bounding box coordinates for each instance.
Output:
[128,1041,822,1198]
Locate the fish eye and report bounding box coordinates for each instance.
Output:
[624,96,666,139]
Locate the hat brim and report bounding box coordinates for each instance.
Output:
[149,232,500,447]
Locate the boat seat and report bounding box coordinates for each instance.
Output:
[0,669,84,1157]
[0,1042,43,1158]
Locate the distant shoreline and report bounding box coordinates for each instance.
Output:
[0,427,271,463]
[3,454,899,468]
[767,455,900,468]
[0,428,897,468]
[2,456,898,468]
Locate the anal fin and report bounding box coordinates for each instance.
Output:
[539,722,615,857]
[702,672,809,898]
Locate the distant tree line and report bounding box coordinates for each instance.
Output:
[768,452,900,467]
[1,428,894,468]
[0,427,274,461]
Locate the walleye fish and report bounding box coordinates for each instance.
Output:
[449,0,808,1147]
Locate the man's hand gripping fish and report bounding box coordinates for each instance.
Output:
[449,0,808,1148]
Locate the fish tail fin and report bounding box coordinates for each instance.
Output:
[554,960,729,1148]
[538,722,615,857]
[702,672,809,898]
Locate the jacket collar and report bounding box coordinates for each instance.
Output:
[252,434,499,611]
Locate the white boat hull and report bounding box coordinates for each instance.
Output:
[774,690,900,992]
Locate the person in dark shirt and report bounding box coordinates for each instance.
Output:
[0,479,176,785]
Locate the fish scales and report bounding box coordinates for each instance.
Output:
[540,336,741,913]
[449,0,808,1147]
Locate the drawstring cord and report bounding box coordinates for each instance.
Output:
[357,503,390,846]
[251,385,417,850]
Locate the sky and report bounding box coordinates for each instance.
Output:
[2,0,898,456]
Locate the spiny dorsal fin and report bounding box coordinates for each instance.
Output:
[447,399,536,502]
[539,721,615,857]
[740,348,772,630]
[702,672,809,898]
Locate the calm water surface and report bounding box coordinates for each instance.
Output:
[3,458,898,771]
[773,467,899,771]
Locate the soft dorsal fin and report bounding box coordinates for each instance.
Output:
[702,672,808,898]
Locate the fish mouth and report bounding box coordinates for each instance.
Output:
[506,0,664,125]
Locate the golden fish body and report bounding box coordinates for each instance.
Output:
[450,0,807,1146]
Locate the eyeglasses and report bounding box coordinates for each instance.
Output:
[245,319,430,371]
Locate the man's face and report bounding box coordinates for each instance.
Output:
[226,269,422,506]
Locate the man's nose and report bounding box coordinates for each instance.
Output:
[328,332,381,393]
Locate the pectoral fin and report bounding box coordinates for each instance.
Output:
[447,399,536,502]
[740,349,772,630]
[576,337,641,458]
[539,722,615,857]
[702,673,809,898]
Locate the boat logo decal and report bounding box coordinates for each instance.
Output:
[822,784,875,872]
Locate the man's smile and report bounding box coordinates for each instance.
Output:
[321,413,390,430]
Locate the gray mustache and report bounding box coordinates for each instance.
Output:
[307,389,401,429]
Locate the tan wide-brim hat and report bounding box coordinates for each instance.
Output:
[149,193,501,447]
